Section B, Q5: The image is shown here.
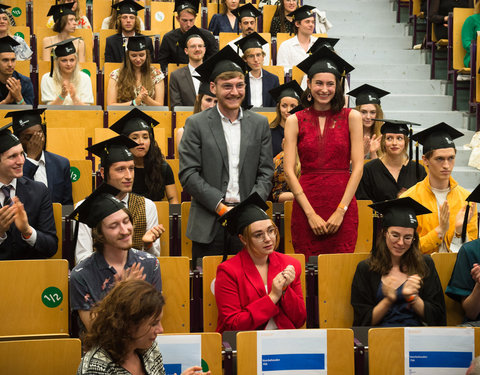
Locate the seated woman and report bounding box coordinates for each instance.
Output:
[0,4,32,61]
[351,197,446,327]
[356,119,427,202]
[462,1,480,67]
[46,0,91,30]
[236,33,278,109]
[41,38,94,105]
[110,108,179,203]
[348,84,389,159]
[175,81,217,149]
[43,3,86,62]
[269,80,303,157]
[215,193,306,333]
[79,279,210,375]
[270,0,298,36]
[430,0,473,41]
[272,138,301,203]
[208,0,240,36]
[102,0,145,30]
[107,36,164,107]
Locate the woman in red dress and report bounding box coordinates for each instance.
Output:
[284,47,364,258]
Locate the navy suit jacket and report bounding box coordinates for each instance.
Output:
[244,69,279,108]
[105,33,155,63]
[0,177,58,260]
[23,151,73,205]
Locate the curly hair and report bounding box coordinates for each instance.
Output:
[116,50,154,103]
[83,279,165,364]
[301,74,345,114]
[143,131,168,201]
[115,13,141,34]
[368,230,428,278]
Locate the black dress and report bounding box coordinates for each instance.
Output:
[356,159,427,202]
[132,163,175,201]
[270,15,295,36]
[270,125,284,158]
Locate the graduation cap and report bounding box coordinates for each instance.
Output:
[0,35,19,54]
[307,37,340,54]
[461,184,480,242]
[0,4,11,14]
[234,32,268,54]
[67,183,123,228]
[112,0,144,15]
[126,35,149,51]
[110,108,159,136]
[197,80,215,97]
[411,122,463,155]
[45,37,80,77]
[174,0,200,14]
[0,123,20,153]
[231,3,262,20]
[347,84,390,106]
[297,45,354,79]
[47,2,75,23]
[269,80,303,103]
[218,192,270,235]
[86,135,138,167]
[5,109,46,136]
[179,26,207,49]
[195,45,248,83]
[287,5,315,22]
[369,197,431,230]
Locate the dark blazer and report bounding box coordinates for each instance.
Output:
[178,106,274,244]
[244,69,279,108]
[105,33,155,63]
[0,177,58,260]
[23,151,73,205]
[169,65,196,109]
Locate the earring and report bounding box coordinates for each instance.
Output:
[307,93,312,101]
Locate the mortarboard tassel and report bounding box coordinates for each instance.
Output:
[461,203,471,243]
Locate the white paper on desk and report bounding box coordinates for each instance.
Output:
[257,329,327,375]
[156,335,201,375]
[404,327,474,375]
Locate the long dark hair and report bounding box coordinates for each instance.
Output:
[144,130,167,201]
[300,74,345,114]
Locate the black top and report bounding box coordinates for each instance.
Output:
[356,159,427,202]
[429,0,473,24]
[269,16,295,36]
[132,163,175,201]
[271,125,284,158]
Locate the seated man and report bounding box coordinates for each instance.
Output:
[401,123,478,253]
[0,123,57,260]
[75,135,163,263]
[69,183,163,331]
[6,109,73,205]
[0,36,33,105]
[105,0,154,63]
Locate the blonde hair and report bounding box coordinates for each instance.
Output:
[380,133,409,159]
[214,71,244,83]
[52,53,81,88]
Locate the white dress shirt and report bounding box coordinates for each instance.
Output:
[277,35,318,73]
[188,64,200,95]
[75,193,160,264]
[26,151,48,187]
[248,71,263,107]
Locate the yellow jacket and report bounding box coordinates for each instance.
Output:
[400,176,478,254]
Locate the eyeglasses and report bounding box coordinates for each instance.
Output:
[252,227,277,242]
[220,83,246,91]
[387,231,414,244]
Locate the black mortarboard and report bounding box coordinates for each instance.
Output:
[297,46,354,78]
[377,119,414,136]
[307,37,340,54]
[219,192,270,235]
[461,184,480,242]
[231,3,262,20]
[6,109,46,136]
[234,32,267,53]
[174,0,200,13]
[411,122,463,155]
[179,26,206,49]
[287,5,315,22]
[46,37,80,57]
[112,0,144,15]
[197,80,215,97]
[195,45,248,83]
[0,4,11,14]
[110,108,159,136]
[126,35,149,51]
[86,135,137,167]
[0,123,20,153]
[47,3,75,23]
[289,104,304,115]
[0,35,19,54]
[347,84,390,106]
[269,80,303,103]
[68,183,124,228]
[369,197,431,230]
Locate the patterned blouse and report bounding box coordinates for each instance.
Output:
[110,67,165,100]
[272,151,290,202]
[270,15,295,36]
[77,342,165,375]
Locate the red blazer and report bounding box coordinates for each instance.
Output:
[215,248,306,333]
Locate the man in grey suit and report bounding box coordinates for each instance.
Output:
[169,26,206,109]
[179,46,274,265]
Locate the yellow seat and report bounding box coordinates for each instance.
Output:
[263,64,285,85]
[431,252,464,326]
[69,159,93,204]
[207,3,225,28]
[262,4,277,33]
[181,201,192,258]
[452,8,473,74]
[155,202,170,256]
[202,253,306,332]
[4,0,27,26]
[50,203,62,259]
[355,199,373,252]
[36,27,94,63]
[10,26,30,46]
[174,110,193,158]
[0,338,81,374]
[14,60,29,77]
[284,200,294,253]
[0,259,69,339]
[237,329,355,374]
[47,127,86,160]
[98,29,116,69]
[157,256,190,332]
[218,31,271,50]
[318,253,370,328]
[255,111,276,124]
[151,2,200,34]
[32,0,88,32]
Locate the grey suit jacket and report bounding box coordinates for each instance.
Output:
[179,106,274,243]
[169,66,196,109]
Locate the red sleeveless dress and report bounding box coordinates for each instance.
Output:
[291,107,358,258]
